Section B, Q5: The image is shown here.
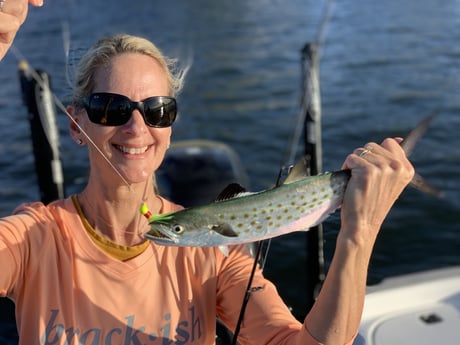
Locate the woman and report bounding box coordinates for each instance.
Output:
[0,34,414,345]
[0,0,44,60]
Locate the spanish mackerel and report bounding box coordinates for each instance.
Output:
[143,116,438,247]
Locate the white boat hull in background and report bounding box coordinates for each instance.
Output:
[355,266,460,345]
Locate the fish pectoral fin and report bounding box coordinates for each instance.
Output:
[211,223,239,237]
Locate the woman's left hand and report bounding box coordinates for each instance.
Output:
[339,137,415,248]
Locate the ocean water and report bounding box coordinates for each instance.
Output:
[0,0,459,336]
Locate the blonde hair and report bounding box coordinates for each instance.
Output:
[71,34,187,105]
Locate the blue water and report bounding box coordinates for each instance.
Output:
[1,0,459,335]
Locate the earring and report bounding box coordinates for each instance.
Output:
[77,139,83,146]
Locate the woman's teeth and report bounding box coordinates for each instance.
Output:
[117,145,149,154]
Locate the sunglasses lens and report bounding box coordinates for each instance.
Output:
[144,97,177,127]
[85,93,177,127]
[86,93,132,126]
[106,97,133,126]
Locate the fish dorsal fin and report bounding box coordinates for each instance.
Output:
[215,183,248,201]
[283,157,309,184]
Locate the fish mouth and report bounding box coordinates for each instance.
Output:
[145,227,178,244]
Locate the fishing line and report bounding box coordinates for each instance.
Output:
[61,20,73,91]
[314,0,334,51]
[259,238,272,271]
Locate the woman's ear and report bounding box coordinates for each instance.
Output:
[67,105,84,145]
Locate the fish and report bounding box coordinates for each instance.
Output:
[142,116,440,247]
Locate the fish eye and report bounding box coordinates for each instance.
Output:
[172,225,185,234]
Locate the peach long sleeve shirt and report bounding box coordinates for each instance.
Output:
[0,196,354,345]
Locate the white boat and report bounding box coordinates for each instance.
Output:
[355,266,460,344]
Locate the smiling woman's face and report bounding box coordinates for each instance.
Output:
[79,52,173,186]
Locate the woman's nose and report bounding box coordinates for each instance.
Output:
[123,110,147,134]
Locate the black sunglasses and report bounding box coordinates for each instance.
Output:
[82,92,177,128]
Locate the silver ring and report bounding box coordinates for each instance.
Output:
[0,0,5,11]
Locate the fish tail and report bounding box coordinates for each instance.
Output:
[400,114,435,157]
[401,115,443,198]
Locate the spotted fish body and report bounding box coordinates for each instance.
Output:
[144,116,438,247]
[145,168,350,247]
